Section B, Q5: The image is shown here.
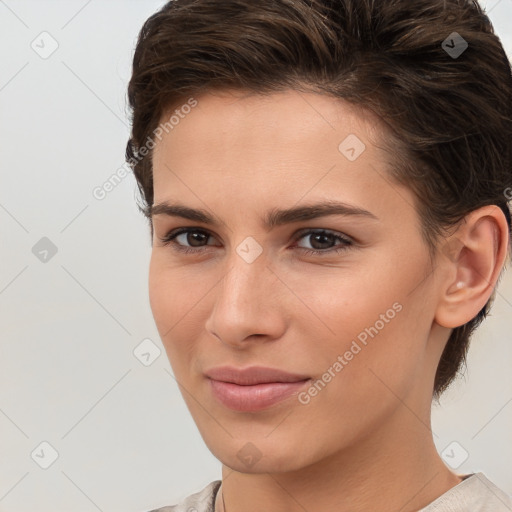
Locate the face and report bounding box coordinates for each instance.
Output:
[149,89,448,473]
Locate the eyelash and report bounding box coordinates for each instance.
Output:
[158,227,353,257]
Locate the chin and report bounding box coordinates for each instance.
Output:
[200,431,323,475]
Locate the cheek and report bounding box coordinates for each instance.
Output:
[148,256,166,323]
[295,265,426,390]
[148,253,192,314]
[290,267,397,341]
[148,261,190,377]
[148,254,183,338]
[148,254,208,356]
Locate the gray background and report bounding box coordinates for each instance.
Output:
[0,1,511,510]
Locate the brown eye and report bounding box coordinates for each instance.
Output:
[159,227,353,257]
[159,227,218,253]
[294,229,353,256]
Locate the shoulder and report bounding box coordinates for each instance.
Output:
[146,480,222,512]
[421,473,512,511]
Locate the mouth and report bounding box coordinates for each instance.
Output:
[204,365,311,412]
[208,379,311,412]
[204,365,310,385]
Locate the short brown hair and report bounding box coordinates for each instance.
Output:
[126,0,512,398]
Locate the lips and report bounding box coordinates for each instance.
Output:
[205,365,311,412]
[204,365,310,385]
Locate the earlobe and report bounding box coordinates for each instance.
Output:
[434,206,509,329]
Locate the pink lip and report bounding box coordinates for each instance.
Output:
[205,366,311,412]
[208,379,310,412]
[204,365,310,385]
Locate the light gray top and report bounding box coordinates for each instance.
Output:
[147,473,512,512]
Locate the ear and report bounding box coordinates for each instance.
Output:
[434,205,510,329]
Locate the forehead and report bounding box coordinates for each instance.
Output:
[152,89,384,178]
[154,88,379,151]
[150,89,412,225]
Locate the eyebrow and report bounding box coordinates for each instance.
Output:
[149,200,378,229]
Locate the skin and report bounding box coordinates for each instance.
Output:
[149,88,509,512]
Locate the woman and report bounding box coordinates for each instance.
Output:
[125,0,512,510]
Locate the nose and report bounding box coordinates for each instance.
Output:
[204,246,286,348]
